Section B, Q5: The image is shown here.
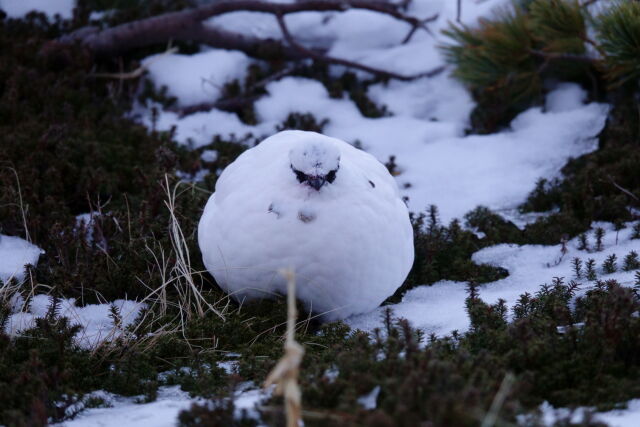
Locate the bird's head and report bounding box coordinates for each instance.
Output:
[289,140,341,191]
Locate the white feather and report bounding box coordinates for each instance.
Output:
[198,130,414,320]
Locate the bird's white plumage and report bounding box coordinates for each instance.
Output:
[198,130,414,320]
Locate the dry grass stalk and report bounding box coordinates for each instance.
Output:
[161,175,225,321]
[91,45,178,79]
[481,372,515,427]
[264,269,305,427]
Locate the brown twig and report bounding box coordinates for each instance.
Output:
[607,175,639,202]
[90,46,179,79]
[401,13,438,44]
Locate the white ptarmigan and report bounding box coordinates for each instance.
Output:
[198,130,414,320]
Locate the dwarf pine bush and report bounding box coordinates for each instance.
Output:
[623,251,640,271]
[596,1,640,88]
[586,259,598,281]
[443,0,640,132]
[602,254,618,274]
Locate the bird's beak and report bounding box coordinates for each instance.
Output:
[307,176,326,191]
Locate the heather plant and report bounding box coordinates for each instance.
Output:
[577,233,589,251]
[180,278,640,425]
[602,254,618,274]
[585,259,597,281]
[594,227,605,251]
[623,251,640,271]
[572,257,583,278]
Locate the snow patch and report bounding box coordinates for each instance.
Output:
[348,223,640,336]
[143,49,251,107]
[0,0,75,19]
[0,234,43,284]
[5,294,145,349]
[55,386,198,427]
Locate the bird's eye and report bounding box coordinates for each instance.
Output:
[326,169,337,183]
[294,169,307,183]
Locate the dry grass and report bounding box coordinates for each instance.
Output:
[263,269,305,427]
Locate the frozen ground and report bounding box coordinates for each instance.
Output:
[2,0,638,425]
[346,222,640,335]
[55,383,270,427]
[134,2,608,223]
[4,294,145,349]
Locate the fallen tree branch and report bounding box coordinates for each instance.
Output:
[55,0,442,81]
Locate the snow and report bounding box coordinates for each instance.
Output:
[4,294,145,349]
[357,386,380,410]
[532,399,640,427]
[55,383,270,427]
[143,49,251,107]
[0,234,43,284]
[56,386,199,427]
[347,222,640,336]
[0,0,75,19]
[142,77,606,222]
[5,0,636,423]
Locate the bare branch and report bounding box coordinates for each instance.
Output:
[401,13,438,44]
[607,175,639,203]
[57,0,441,79]
[276,13,444,81]
[61,0,431,55]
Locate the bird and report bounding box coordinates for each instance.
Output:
[198,130,414,320]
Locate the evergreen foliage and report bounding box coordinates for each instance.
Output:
[596,1,640,88]
[585,259,597,281]
[181,279,640,425]
[623,250,640,271]
[442,0,640,132]
[594,227,605,251]
[602,254,618,274]
[572,257,583,278]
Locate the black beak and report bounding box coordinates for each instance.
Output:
[307,176,326,191]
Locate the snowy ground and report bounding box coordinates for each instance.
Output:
[347,222,640,335]
[1,0,638,425]
[0,0,74,20]
[0,234,42,284]
[135,1,608,222]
